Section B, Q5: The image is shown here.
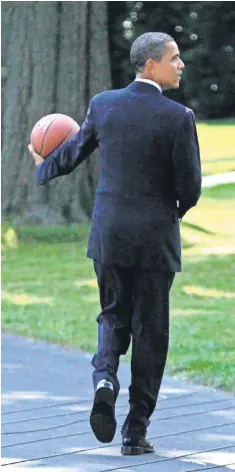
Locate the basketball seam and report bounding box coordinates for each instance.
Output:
[61,123,78,144]
[41,120,76,158]
[40,114,63,156]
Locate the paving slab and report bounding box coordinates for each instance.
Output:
[2,333,235,471]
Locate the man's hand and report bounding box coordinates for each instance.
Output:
[28,144,44,167]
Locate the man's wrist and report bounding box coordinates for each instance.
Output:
[35,157,44,166]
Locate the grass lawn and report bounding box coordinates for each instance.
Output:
[197,120,235,175]
[2,184,235,392]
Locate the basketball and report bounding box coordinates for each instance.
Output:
[30,114,80,159]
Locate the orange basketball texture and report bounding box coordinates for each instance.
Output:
[31,114,80,158]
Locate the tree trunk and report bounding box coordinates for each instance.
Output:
[1,1,111,225]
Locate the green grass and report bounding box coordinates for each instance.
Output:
[202,183,235,200]
[2,184,235,392]
[197,121,235,175]
[168,254,235,391]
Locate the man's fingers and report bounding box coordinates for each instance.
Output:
[28,144,40,158]
[28,144,36,156]
[28,143,44,166]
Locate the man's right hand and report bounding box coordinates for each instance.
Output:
[28,144,44,167]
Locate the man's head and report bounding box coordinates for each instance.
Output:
[130,32,185,90]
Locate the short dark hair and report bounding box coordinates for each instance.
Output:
[130,32,174,73]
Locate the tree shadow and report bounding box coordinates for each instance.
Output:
[202,184,235,200]
[181,221,216,236]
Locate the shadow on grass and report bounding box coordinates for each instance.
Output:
[202,184,235,200]
[204,118,235,126]
[181,221,216,236]
[181,238,196,250]
[175,253,235,292]
[2,223,90,245]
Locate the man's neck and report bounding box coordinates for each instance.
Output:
[135,77,162,93]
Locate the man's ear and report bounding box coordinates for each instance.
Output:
[145,58,153,72]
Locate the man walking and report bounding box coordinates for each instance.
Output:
[29,32,201,455]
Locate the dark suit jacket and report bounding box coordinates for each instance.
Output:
[36,81,202,271]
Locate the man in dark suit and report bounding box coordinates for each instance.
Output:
[29,32,201,455]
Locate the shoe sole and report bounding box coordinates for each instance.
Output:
[90,387,116,443]
[121,445,155,455]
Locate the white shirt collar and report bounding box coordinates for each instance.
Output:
[135,78,162,93]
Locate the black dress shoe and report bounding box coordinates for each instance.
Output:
[90,380,116,443]
[121,437,155,455]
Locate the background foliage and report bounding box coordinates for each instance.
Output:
[108,1,235,119]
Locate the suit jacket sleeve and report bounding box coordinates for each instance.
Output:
[36,100,98,185]
[172,109,202,219]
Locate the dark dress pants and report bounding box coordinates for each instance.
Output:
[91,260,175,439]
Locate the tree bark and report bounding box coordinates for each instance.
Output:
[1,1,111,224]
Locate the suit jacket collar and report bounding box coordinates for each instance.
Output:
[127,80,162,94]
[135,78,162,93]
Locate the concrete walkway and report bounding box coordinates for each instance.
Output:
[202,172,235,188]
[2,333,235,471]
[2,173,235,470]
